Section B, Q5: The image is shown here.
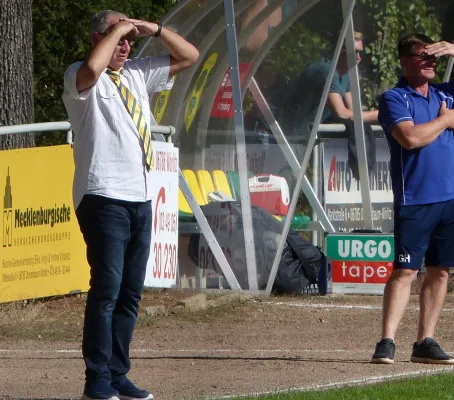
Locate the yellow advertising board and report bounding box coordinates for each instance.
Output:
[0,145,89,303]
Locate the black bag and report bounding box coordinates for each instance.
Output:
[273,229,325,294]
[191,201,324,292]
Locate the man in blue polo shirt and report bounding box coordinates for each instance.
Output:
[372,33,454,365]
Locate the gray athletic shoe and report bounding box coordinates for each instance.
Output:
[371,338,395,364]
[410,337,454,364]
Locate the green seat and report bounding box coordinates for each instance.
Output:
[225,170,253,200]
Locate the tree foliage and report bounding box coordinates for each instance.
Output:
[32,0,177,146]
[358,0,444,109]
[260,0,448,110]
[29,0,454,147]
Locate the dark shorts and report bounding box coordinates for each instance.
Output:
[394,199,454,270]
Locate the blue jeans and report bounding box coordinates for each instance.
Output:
[76,195,152,387]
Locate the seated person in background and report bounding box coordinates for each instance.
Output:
[274,31,378,179]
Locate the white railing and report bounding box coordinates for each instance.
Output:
[0,121,176,144]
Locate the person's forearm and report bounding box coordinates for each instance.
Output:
[76,31,124,91]
[159,27,199,65]
[396,115,450,149]
[86,32,123,73]
[362,110,378,123]
[334,108,378,122]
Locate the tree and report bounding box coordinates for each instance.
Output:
[358,0,443,109]
[0,0,35,149]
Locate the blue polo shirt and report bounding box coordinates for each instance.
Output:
[379,78,454,206]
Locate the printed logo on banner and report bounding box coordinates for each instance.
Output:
[210,63,252,119]
[327,235,394,289]
[184,53,218,133]
[152,186,177,281]
[3,168,13,247]
[324,141,393,202]
[323,139,394,232]
[0,145,91,303]
[145,142,179,289]
[328,236,394,261]
[2,167,72,249]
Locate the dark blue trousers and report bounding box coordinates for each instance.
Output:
[76,195,152,387]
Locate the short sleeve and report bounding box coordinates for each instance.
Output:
[436,81,454,97]
[62,62,93,101]
[329,72,343,94]
[345,78,351,93]
[128,55,174,95]
[378,90,413,136]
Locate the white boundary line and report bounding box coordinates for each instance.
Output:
[1,348,453,359]
[206,367,454,399]
[266,301,454,312]
[0,348,363,354]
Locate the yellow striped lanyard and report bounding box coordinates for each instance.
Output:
[106,69,154,170]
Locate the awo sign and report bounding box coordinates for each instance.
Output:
[326,234,394,294]
[323,139,394,232]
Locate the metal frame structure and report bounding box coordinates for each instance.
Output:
[341,0,373,229]
[2,0,408,293]
[136,0,375,292]
[264,0,357,295]
[223,0,258,290]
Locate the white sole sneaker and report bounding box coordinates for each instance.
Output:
[82,395,120,400]
[119,395,153,400]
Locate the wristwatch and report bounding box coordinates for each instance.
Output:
[153,21,162,38]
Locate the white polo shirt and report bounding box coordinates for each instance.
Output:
[62,56,174,209]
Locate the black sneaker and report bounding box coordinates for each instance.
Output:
[112,378,153,400]
[82,379,120,400]
[410,337,454,364]
[371,338,395,364]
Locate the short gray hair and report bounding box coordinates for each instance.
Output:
[90,10,125,34]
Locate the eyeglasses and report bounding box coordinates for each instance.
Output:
[341,47,365,58]
[355,49,365,58]
[97,32,134,46]
[405,52,436,62]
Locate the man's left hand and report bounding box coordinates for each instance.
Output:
[425,41,454,58]
[119,18,160,37]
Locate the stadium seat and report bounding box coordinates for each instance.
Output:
[179,169,208,221]
[179,169,311,231]
[178,188,194,220]
[182,169,207,206]
[225,170,253,200]
[196,170,216,204]
[211,170,233,199]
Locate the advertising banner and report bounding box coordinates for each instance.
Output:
[326,233,394,294]
[0,142,180,302]
[323,139,394,233]
[144,141,179,288]
[210,63,252,119]
[0,145,89,303]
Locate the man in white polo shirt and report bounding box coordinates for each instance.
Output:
[62,10,198,400]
